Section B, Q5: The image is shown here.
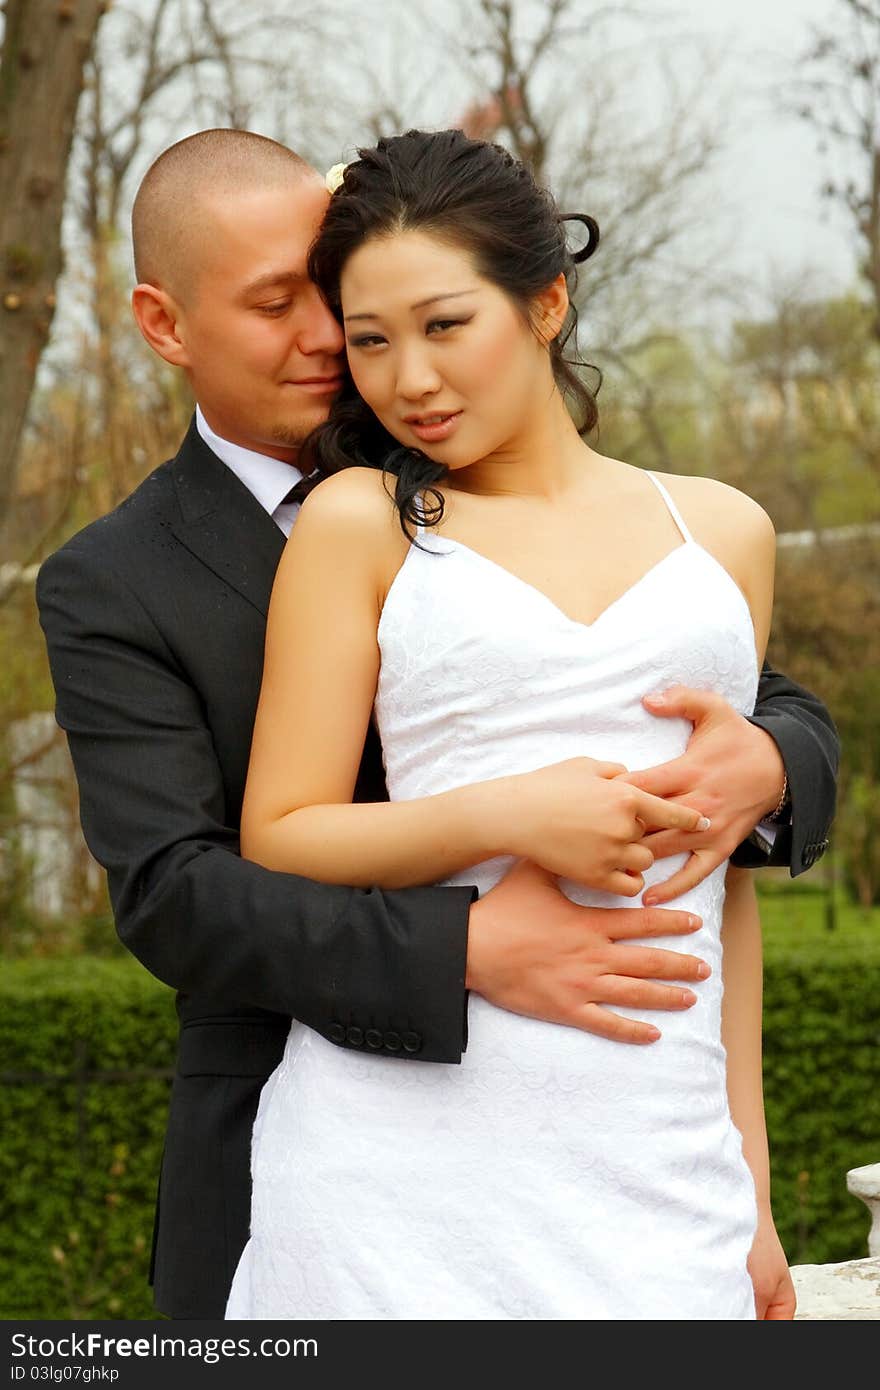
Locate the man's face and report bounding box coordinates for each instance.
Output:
[174,177,344,460]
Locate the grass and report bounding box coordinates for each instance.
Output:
[757,879,879,960]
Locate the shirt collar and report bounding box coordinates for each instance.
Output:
[195,405,304,517]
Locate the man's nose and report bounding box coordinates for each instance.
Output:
[298,285,345,357]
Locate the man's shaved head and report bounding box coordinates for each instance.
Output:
[132,128,315,298]
[130,130,342,461]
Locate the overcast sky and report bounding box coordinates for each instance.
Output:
[357,0,864,324]
[661,0,859,301]
[48,0,867,358]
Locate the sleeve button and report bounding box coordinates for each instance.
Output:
[346,1025,364,1047]
[384,1031,402,1052]
[328,1022,346,1044]
[365,1028,383,1049]
[402,1030,422,1054]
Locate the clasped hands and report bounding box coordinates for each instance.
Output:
[468,685,787,1044]
[501,684,787,902]
[620,685,787,903]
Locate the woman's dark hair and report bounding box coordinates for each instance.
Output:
[303,127,601,540]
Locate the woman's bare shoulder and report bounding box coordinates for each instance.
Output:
[653,470,776,657]
[653,471,775,551]
[294,466,408,555]
[282,466,409,599]
[298,466,399,530]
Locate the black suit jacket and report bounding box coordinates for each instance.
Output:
[36,419,839,1317]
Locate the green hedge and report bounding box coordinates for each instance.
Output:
[1,898,877,1318]
[0,959,175,1320]
[759,891,878,1267]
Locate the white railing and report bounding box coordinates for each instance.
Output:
[791,1163,880,1320]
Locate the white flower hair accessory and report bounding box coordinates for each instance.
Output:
[324,163,348,194]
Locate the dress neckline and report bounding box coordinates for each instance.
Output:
[380,528,758,675]
[427,532,691,632]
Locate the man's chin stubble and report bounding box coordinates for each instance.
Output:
[269,421,316,448]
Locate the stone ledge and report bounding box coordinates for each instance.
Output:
[791,1257,880,1320]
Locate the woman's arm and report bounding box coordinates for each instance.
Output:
[716,499,793,1316]
[35,522,474,1061]
[721,867,795,1319]
[241,469,705,892]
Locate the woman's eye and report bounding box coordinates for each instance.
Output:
[258,301,291,316]
[426,318,467,335]
[348,334,386,349]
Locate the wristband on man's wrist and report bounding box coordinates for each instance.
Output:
[764,771,789,823]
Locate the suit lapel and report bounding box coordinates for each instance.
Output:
[169,418,287,617]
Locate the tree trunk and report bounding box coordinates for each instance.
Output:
[0,0,105,552]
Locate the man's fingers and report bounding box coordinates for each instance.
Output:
[599,976,699,1011]
[607,944,710,983]
[604,907,702,939]
[616,759,687,798]
[643,685,725,723]
[578,1004,662,1045]
[642,849,721,905]
[633,788,709,833]
[640,828,690,859]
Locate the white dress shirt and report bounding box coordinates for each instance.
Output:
[196,406,304,538]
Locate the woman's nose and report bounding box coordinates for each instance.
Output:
[395,344,442,401]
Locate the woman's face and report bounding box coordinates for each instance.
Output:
[339,229,555,469]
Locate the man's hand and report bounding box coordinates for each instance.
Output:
[465,858,710,1045]
[618,686,787,905]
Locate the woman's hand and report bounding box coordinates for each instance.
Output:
[748,1205,796,1320]
[499,756,709,896]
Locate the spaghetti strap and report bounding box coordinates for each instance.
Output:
[646,471,694,546]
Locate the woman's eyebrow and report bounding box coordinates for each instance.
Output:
[344,289,476,322]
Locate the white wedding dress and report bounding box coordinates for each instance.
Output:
[226,472,760,1320]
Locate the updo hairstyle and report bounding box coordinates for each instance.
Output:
[304,127,601,539]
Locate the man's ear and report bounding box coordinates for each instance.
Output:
[533,273,569,345]
[131,283,190,368]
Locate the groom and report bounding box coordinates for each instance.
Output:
[37,129,838,1320]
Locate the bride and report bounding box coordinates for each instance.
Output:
[225,128,792,1320]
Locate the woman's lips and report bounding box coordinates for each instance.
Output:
[406,411,462,443]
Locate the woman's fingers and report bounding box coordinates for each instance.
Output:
[619,842,655,874]
[632,787,709,833]
[594,760,630,779]
[605,870,645,897]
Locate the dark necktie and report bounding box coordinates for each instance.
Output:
[281,470,322,507]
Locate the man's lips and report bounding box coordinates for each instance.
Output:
[289,375,344,393]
